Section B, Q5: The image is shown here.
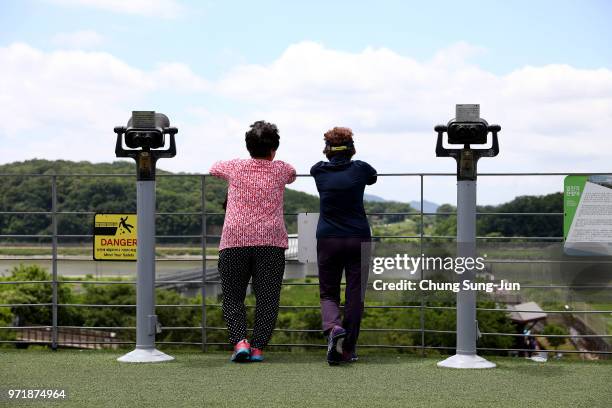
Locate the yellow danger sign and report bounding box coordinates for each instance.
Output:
[93,213,137,261]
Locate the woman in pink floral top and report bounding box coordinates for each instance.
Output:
[209,120,296,362]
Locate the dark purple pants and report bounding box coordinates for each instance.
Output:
[317,237,370,353]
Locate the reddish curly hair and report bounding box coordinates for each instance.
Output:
[323,127,355,159]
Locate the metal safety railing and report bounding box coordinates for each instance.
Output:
[0,172,610,356]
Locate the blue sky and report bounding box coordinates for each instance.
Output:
[1,0,611,204]
[3,1,611,75]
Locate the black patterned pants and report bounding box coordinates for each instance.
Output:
[218,246,286,349]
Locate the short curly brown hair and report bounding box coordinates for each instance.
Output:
[323,127,355,159]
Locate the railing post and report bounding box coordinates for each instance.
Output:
[51,175,58,351]
[419,174,425,357]
[201,175,208,352]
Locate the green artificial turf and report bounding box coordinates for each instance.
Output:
[1,349,611,407]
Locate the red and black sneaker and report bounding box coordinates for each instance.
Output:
[342,350,358,363]
[231,339,251,362]
[250,347,264,362]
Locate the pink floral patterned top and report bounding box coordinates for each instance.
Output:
[210,158,297,250]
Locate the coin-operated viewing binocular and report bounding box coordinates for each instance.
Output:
[435,104,500,180]
[114,111,177,180]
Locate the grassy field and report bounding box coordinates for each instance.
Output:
[1,349,611,407]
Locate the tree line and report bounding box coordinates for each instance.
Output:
[0,159,563,242]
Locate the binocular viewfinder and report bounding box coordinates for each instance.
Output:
[115,111,177,150]
[435,104,500,180]
[114,111,178,180]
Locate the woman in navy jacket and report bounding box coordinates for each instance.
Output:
[310,127,377,365]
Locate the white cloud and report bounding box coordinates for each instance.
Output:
[152,63,209,92]
[430,41,487,66]
[1,40,611,205]
[51,30,104,49]
[210,41,612,204]
[0,43,207,167]
[46,0,184,18]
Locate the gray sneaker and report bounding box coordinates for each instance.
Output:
[327,326,346,366]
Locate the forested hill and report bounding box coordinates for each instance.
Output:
[432,193,564,238]
[0,160,563,239]
[0,159,412,237]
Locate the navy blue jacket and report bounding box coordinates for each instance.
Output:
[310,156,377,238]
